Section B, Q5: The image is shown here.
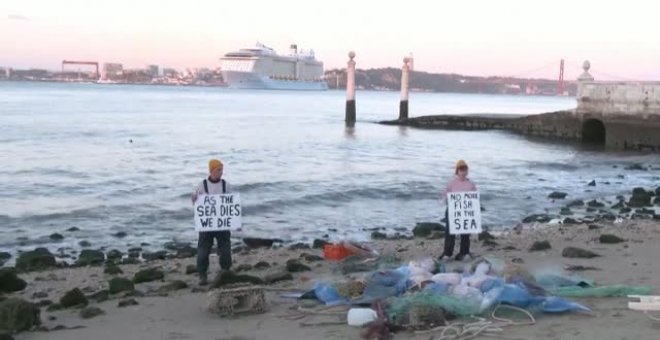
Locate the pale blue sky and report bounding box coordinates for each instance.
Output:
[1,0,659,79]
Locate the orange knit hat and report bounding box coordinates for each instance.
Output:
[209,159,223,172]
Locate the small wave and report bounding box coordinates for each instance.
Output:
[525,161,579,171]
[243,183,438,214]
[176,179,329,199]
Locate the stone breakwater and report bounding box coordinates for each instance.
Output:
[381,109,660,151]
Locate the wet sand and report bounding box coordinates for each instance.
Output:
[9,219,660,340]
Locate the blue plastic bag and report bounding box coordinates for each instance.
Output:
[496,283,544,308]
[423,282,449,294]
[480,277,505,293]
[314,282,347,306]
[541,296,591,313]
[353,270,410,305]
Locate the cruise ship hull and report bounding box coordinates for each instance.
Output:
[223,71,328,91]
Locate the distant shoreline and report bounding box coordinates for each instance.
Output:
[0,79,228,88]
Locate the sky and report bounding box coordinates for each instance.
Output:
[1,0,659,80]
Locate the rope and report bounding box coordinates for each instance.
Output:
[491,304,536,326]
[414,304,536,340]
[645,311,660,322]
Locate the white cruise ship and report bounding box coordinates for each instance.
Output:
[220,43,328,90]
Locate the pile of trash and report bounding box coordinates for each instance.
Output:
[289,253,652,338]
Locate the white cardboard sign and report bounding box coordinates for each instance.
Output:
[447,191,482,235]
[193,194,242,232]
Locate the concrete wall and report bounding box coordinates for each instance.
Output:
[510,111,582,140]
[578,82,660,116]
[576,81,660,150]
[383,78,660,151]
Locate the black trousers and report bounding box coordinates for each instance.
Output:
[197,230,232,276]
[443,208,470,256]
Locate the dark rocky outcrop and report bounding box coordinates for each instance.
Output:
[15,248,56,272]
[254,261,270,270]
[0,298,40,332]
[412,222,443,238]
[312,239,330,249]
[0,268,27,293]
[288,243,310,251]
[87,290,109,303]
[79,307,104,319]
[234,264,253,272]
[611,201,626,209]
[599,234,624,244]
[185,265,197,275]
[242,238,276,249]
[133,268,164,284]
[286,259,311,273]
[629,187,652,207]
[59,288,88,308]
[108,278,134,294]
[264,272,293,285]
[587,200,605,208]
[106,250,123,262]
[548,192,568,199]
[300,253,324,262]
[529,240,551,252]
[624,163,646,171]
[104,263,123,275]
[117,299,138,308]
[567,200,585,208]
[478,231,496,241]
[142,251,167,262]
[562,247,600,259]
[49,233,64,241]
[156,280,188,293]
[211,271,263,288]
[522,214,553,223]
[75,250,105,267]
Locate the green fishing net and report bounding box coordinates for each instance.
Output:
[549,285,653,298]
[387,292,482,325]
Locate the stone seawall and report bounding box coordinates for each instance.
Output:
[380,109,660,151]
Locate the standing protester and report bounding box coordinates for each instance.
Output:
[439,160,477,261]
[192,159,232,285]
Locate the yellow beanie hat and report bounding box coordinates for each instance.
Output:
[209,159,223,172]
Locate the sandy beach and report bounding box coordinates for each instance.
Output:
[1,218,659,340]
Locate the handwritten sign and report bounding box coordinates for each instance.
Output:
[194,194,242,232]
[447,191,482,235]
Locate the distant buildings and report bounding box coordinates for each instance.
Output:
[101,63,123,81]
[0,67,10,79]
[147,65,159,77]
[0,61,222,86]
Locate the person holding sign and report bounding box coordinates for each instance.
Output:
[191,159,233,285]
[439,160,478,261]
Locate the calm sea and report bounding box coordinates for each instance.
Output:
[1,81,658,255]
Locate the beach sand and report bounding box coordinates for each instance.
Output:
[8,219,660,340]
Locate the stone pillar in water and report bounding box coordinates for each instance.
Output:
[345,51,356,125]
[399,57,411,121]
